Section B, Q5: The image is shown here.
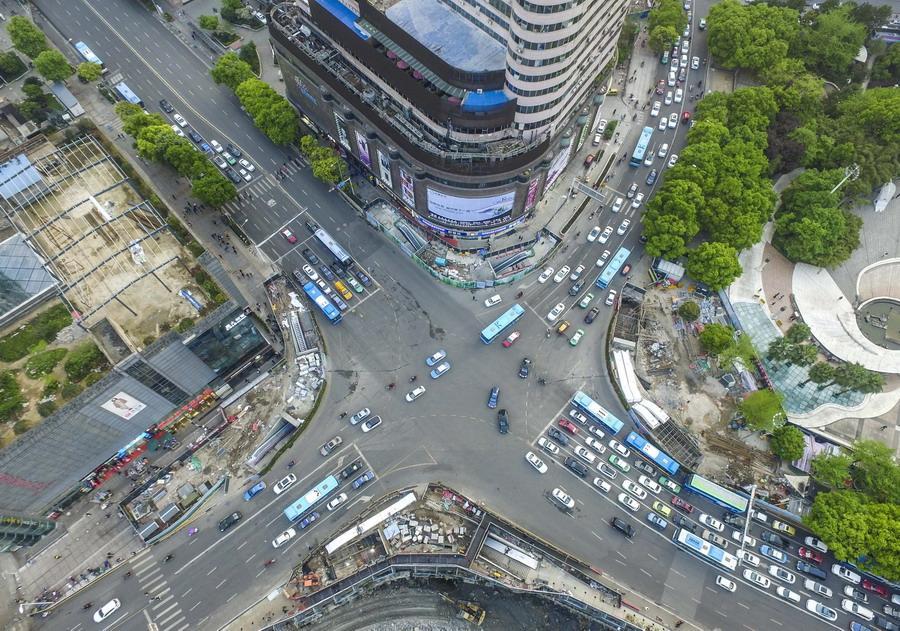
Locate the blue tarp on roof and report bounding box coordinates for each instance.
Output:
[315,0,370,40]
[0,155,42,201]
[462,90,509,112]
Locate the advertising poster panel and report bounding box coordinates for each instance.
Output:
[399,167,415,208]
[355,131,371,168]
[377,150,393,188]
[545,144,572,190]
[333,113,351,150]
[426,189,515,224]
[101,392,147,420]
[524,177,541,212]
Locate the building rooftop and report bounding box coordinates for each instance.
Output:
[385,0,506,72]
[0,233,57,320]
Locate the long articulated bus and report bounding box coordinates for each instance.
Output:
[685,473,748,514]
[596,247,631,289]
[74,41,107,74]
[571,390,625,435]
[625,431,680,476]
[283,475,339,521]
[629,126,654,167]
[480,303,525,344]
[314,228,352,266]
[302,281,342,324]
[673,528,738,571]
[113,82,143,107]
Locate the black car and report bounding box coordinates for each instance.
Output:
[355,269,372,286]
[518,358,531,378]
[646,169,658,186]
[761,530,790,549]
[305,220,319,233]
[497,409,509,434]
[224,168,242,184]
[218,511,242,532]
[564,456,588,478]
[188,130,203,143]
[568,280,584,296]
[795,560,828,581]
[547,427,569,447]
[611,517,635,538]
[319,265,336,281]
[225,143,242,158]
[302,248,320,265]
[340,460,362,479]
[675,515,696,533]
[875,616,900,631]
[584,307,600,324]
[633,460,655,476]
[723,514,745,528]
[159,99,174,113]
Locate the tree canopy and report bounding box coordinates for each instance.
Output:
[6,16,48,59]
[210,52,255,91]
[34,49,72,82]
[769,424,805,461]
[686,242,742,291]
[739,389,786,432]
[76,62,103,82]
[699,323,735,355]
[235,78,299,145]
[647,0,687,54]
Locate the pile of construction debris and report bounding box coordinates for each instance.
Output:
[290,351,323,404]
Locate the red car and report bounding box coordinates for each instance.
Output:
[682,111,692,124]
[557,418,578,435]
[798,547,823,564]
[862,579,889,598]
[281,228,297,244]
[502,331,521,348]
[671,496,694,513]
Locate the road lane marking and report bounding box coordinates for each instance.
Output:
[646,552,657,561]
[614,559,626,566]
[205,566,217,576]
[215,578,227,589]
[737,602,749,610]
[768,619,782,626]
[181,588,192,598]
[190,601,203,612]
[639,568,652,577]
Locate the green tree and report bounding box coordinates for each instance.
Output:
[785,322,811,344]
[686,242,742,291]
[191,166,237,207]
[34,49,72,82]
[795,5,868,82]
[849,2,893,31]
[0,370,25,422]
[648,0,687,40]
[766,337,794,363]
[210,51,255,91]
[870,40,900,87]
[198,15,219,30]
[0,51,26,78]
[850,439,900,504]
[165,138,206,176]
[787,342,818,367]
[834,362,884,395]
[811,452,853,488]
[239,41,259,75]
[738,389,786,432]
[802,361,835,387]
[6,16,48,59]
[76,61,103,82]
[221,0,250,23]
[678,301,700,322]
[699,323,734,355]
[769,424,805,461]
[649,26,679,55]
[135,124,182,162]
[116,102,167,137]
[235,78,299,145]
[707,0,797,72]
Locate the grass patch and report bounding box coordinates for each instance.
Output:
[0,303,72,362]
[0,370,25,423]
[24,348,68,378]
[212,31,240,46]
[63,342,108,382]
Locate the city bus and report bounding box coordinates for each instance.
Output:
[314,228,352,266]
[685,473,748,513]
[673,528,738,571]
[302,281,342,324]
[596,247,630,289]
[480,303,525,344]
[629,126,653,167]
[73,41,107,74]
[571,390,625,434]
[624,431,679,476]
[113,82,143,107]
[283,475,339,521]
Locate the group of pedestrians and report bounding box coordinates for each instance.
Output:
[211,232,238,255]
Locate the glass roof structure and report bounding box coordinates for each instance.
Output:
[0,233,58,319]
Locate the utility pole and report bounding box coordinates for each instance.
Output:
[829,163,860,195]
[738,484,758,568]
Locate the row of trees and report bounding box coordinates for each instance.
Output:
[210,52,298,145]
[647,0,688,55]
[299,135,346,186]
[642,88,777,289]
[115,102,237,207]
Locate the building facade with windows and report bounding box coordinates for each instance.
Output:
[269,0,627,246]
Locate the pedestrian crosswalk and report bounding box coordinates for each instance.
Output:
[131,554,189,631]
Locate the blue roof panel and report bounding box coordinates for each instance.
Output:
[315,0,370,40]
[0,155,43,200]
[462,90,509,112]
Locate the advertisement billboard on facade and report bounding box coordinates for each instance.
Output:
[426,189,515,224]
[355,131,371,168]
[524,176,542,212]
[545,145,572,190]
[399,167,415,208]
[333,113,351,150]
[377,150,393,188]
[101,392,147,420]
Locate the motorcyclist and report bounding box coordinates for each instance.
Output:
[387,382,395,390]
[409,375,417,383]
[287,460,295,468]
[164,554,173,562]
[83,603,93,610]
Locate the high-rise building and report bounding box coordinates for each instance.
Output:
[269,0,627,246]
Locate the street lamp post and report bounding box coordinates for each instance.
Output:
[738,484,758,568]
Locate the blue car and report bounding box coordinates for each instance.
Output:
[353,470,375,489]
[200,142,212,153]
[430,361,451,379]
[759,544,788,563]
[487,386,499,409]
[299,511,320,529]
[243,481,266,501]
[425,350,446,366]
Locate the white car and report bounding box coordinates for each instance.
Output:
[425,349,446,366]
[596,250,611,267]
[804,536,828,553]
[406,386,426,402]
[804,578,833,599]
[617,219,630,235]
[552,487,575,509]
[593,477,612,493]
[570,265,585,281]
[430,361,451,379]
[638,475,662,494]
[538,267,554,283]
[736,549,760,567]
[238,158,255,172]
[631,192,644,208]
[618,492,640,512]
[609,439,630,457]
[484,294,502,308]
[326,492,348,510]
[691,56,700,70]
[743,569,771,589]
[751,510,768,524]
[731,530,757,547]
[587,226,602,242]
[569,408,588,424]
[681,40,690,54]
[605,290,617,306]
[350,408,371,425]
[360,415,382,433]
[596,118,608,135]
[302,264,319,282]
[650,101,661,117]
[554,266,570,283]
[170,124,185,137]
[573,445,596,465]
[680,54,688,68]
[668,154,679,168]
[547,302,566,322]
[598,226,613,244]
[699,514,724,532]
[769,565,796,585]
[668,113,678,128]
[525,451,548,474]
[832,564,861,584]
[585,437,606,454]
[622,479,647,500]
[93,599,121,623]
[658,116,668,131]
[173,113,187,127]
[272,528,297,548]
[668,70,677,86]
[664,90,673,105]
[273,473,297,495]
[674,88,683,103]
[537,436,559,455]
[806,599,838,622]
[840,599,874,621]
[611,197,624,213]
[716,576,736,592]
[210,140,224,153]
[776,585,802,604]
[239,168,252,182]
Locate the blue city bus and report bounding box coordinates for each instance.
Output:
[629,126,653,167]
[74,41,107,73]
[685,473,748,513]
[571,391,625,434]
[596,247,631,289]
[302,281,342,324]
[114,82,143,107]
[673,528,738,571]
[480,303,525,344]
[283,475,339,521]
[625,431,680,475]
